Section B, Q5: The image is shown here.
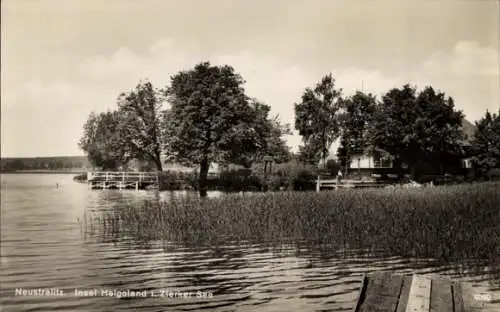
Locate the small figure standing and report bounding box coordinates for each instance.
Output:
[336,170,343,183]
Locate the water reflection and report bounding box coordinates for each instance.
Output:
[1,174,499,311]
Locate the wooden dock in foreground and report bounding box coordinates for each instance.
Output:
[353,272,494,312]
[87,171,159,190]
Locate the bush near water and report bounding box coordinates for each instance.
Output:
[73,163,321,191]
[157,166,319,192]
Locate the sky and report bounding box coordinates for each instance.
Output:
[1,0,499,157]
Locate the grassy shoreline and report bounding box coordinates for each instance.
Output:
[86,182,500,273]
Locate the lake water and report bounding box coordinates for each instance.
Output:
[1,173,499,311]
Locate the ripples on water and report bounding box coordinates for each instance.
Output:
[1,174,499,312]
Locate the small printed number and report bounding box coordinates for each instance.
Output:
[473,293,492,302]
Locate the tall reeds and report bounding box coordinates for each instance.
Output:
[85,182,500,270]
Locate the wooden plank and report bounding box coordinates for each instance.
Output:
[405,275,431,312]
[320,179,338,184]
[429,278,453,312]
[457,281,492,311]
[396,276,414,312]
[452,283,465,312]
[358,272,404,312]
[353,274,478,312]
[352,274,368,312]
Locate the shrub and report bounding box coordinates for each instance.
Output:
[487,168,500,181]
[159,170,197,190]
[73,172,88,183]
[325,159,341,176]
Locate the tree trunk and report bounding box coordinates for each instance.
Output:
[151,153,164,190]
[344,147,351,176]
[199,157,210,197]
[153,150,163,172]
[322,130,327,170]
[393,157,403,179]
[410,160,420,181]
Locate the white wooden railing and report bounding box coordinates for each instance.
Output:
[316,175,388,192]
[87,171,159,182]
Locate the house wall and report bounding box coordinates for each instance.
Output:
[347,148,472,177]
[462,158,473,169]
[349,155,393,169]
[349,155,373,169]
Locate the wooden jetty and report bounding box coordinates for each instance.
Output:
[353,272,494,312]
[87,171,159,190]
[316,176,387,192]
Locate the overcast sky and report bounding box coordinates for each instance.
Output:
[2,0,499,157]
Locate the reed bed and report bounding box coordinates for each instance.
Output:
[85,182,500,268]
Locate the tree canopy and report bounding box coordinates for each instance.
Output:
[297,139,323,167]
[117,81,164,171]
[245,100,292,164]
[163,62,290,196]
[368,84,464,179]
[79,111,130,170]
[78,61,495,189]
[337,91,377,171]
[294,74,342,167]
[471,110,500,179]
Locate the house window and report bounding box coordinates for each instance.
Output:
[349,156,361,169]
[462,158,472,169]
[373,151,393,168]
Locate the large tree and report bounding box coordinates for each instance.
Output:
[337,91,377,173]
[225,99,292,167]
[368,84,464,179]
[79,111,130,170]
[163,62,289,196]
[471,110,500,179]
[117,81,164,172]
[294,74,342,168]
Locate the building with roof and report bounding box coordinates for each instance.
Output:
[345,118,476,177]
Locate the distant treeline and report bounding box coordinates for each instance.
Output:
[1,156,90,172]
